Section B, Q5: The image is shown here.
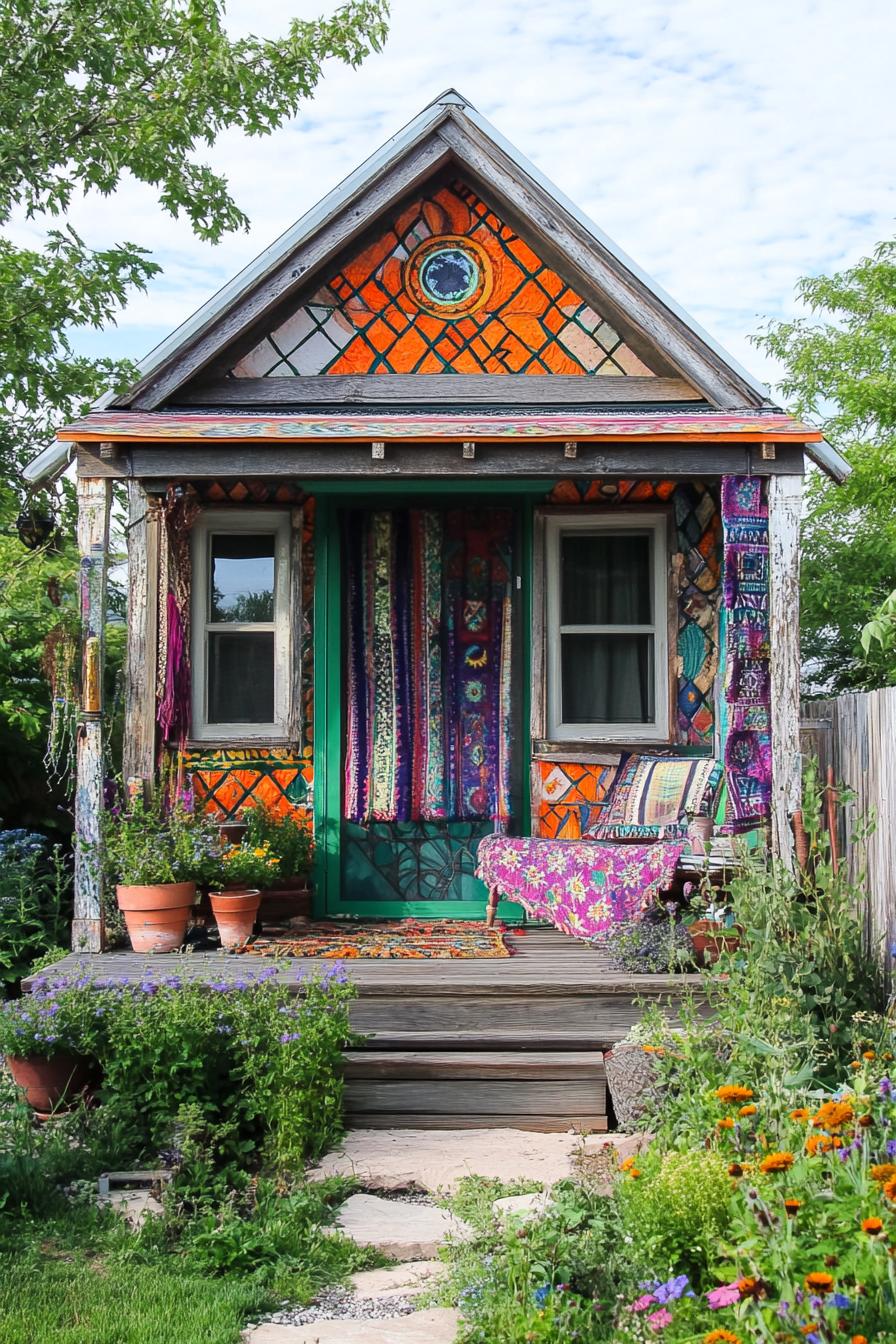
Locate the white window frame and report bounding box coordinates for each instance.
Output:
[544,511,669,742]
[190,509,291,741]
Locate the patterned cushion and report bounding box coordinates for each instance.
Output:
[590,754,723,842]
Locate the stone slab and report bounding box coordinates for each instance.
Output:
[309,1127,644,1194]
[350,1260,444,1301]
[96,1190,164,1229]
[244,1308,459,1343]
[335,1194,473,1260]
[492,1191,554,1222]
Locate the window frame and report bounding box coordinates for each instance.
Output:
[543,510,670,743]
[190,509,292,742]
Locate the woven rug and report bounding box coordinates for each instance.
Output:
[239,919,514,959]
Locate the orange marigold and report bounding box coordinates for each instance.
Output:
[717,1117,735,1130]
[716,1085,754,1105]
[883,1177,896,1202]
[739,1104,758,1117]
[871,1163,896,1183]
[784,1198,801,1216]
[789,1107,810,1123]
[862,1217,884,1236]
[704,1332,742,1344]
[851,1061,863,1070]
[811,1100,854,1131]
[804,1272,834,1294]
[735,1276,761,1298]
[806,1133,843,1156]
[852,1336,869,1344]
[863,1050,876,1060]
[759,1151,794,1173]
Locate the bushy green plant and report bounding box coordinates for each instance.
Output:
[241,802,312,883]
[209,840,281,891]
[0,831,70,995]
[101,793,217,887]
[616,1148,731,1282]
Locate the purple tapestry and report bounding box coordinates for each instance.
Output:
[344,508,513,826]
[721,476,772,832]
[476,834,685,939]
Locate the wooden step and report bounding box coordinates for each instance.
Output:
[343,1048,607,1132]
[350,992,653,1044]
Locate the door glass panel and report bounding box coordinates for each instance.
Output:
[207,632,275,723]
[210,534,275,622]
[560,533,651,624]
[561,632,654,723]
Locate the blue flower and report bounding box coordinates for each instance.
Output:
[533,1286,552,1306]
[831,1293,851,1309]
[652,1274,693,1303]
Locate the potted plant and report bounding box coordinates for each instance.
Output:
[102,795,199,953]
[208,841,280,949]
[0,976,97,1113]
[683,888,742,966]
[240,802,313,925]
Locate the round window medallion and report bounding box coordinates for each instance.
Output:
[406,236,492,317]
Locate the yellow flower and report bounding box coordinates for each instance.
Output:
[715,1085,754,1105]
[759,1151,794,1174]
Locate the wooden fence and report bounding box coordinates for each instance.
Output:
[801,687,896,978]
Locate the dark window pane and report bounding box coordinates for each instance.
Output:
[560,532,652,625]
[561,632,654,723]
[208,632,275,723]
[210,534,275,622]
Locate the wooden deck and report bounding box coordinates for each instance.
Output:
[28,931,702,1131]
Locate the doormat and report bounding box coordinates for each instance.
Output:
[238,919,515,959]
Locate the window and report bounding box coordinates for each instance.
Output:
[544,512,669,741]
[191,511,291,740]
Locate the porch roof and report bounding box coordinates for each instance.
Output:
[58,408,823,445]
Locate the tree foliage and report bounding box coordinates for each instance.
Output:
[755,239,896,693]
[0,0,388,820]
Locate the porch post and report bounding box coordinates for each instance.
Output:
[767,470,803,868]
[73,473,112,951]
[123,482,160,792]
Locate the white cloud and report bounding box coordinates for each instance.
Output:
[13,0,895,388]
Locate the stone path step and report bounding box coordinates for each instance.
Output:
[334,1193,473,1260]
[245,1307,459,1343]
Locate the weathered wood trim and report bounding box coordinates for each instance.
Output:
[438,116,761,408]
[123,484,159,790]
[768,472,803,867]
[77,442,808,482]
[73,477,112,952]
[126,138,453,409]
[178,374,704,407]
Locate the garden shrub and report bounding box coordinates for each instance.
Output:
[0,830,70,996]
[616,1148,731,1282]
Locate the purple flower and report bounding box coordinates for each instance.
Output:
[880,1077,893,1097]
[651,1275,693,1304]
[278,1031,301,1044]
[776,1300,791,1318]
[886,1139,896,1158]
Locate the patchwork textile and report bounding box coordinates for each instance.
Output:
[721,476,772,832]
[594,754,722,841]
[240,919,514,959]
[476,835,685,940]
[344,508,513,825]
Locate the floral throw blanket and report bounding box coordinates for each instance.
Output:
[476,835,685,940]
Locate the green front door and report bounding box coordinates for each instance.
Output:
[313,489,533,919]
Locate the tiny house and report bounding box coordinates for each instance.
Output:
[40,90,844,952]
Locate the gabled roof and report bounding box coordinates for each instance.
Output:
[106,89,771,412]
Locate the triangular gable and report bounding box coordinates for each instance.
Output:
[113,91,773,411]
[230,178,656,379]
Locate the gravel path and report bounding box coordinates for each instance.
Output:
[252,1287,418,1326]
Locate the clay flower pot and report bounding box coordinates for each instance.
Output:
[6,1052,94,1114]
[116,882,197,953]
[688,919,742,966]
[210,889,261,949]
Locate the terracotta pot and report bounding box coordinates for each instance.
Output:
[688,919,741,965]
[210,889,261,949]
[116,882,197,953]
[259,880,312,926]
[6,1052,94,1113]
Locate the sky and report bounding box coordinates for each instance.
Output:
[19,0,896,392]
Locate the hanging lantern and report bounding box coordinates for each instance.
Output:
[16,507,56,550]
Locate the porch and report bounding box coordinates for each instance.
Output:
[26,928,702,1132]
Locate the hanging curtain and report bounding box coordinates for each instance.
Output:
[720,476,772,832]
[344,507,513,826]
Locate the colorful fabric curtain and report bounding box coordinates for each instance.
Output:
[344,507,513,826]
[720,476,772,832]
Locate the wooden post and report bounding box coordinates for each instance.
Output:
[73,475,112,951]
[123,483,160,791]
[768,471,803,868]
